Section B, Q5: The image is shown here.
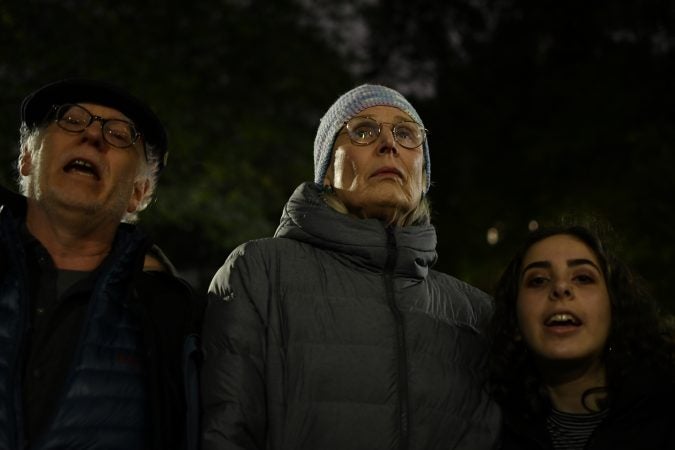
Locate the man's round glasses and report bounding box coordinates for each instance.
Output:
[53,103,142,149]
[342,116,427,149]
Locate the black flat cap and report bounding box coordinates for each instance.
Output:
[21,78,168,171]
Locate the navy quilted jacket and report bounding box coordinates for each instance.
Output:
[0,186,199,450]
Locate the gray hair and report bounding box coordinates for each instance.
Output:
[17,122,159,223]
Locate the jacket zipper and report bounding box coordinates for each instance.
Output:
[385,226,409,450]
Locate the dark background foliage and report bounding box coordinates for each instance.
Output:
[1,0,673,311]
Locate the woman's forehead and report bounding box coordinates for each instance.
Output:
[523,234,600,267]
[356,105,413,121]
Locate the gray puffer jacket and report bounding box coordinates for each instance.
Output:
[201,182,500,450]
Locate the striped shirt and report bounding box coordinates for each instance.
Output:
[546,407,609,450]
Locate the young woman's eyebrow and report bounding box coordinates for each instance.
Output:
[520,261,551,280]
[567,258,601,271]
[522,261,550,271]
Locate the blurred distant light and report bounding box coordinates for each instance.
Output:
[528,220,539,232]
[487,227,499,245]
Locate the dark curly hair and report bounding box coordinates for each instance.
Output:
[488,224,675,417]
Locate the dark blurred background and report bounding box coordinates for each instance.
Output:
[1,0,673,311]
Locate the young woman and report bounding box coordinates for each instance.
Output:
[489,225,675,449]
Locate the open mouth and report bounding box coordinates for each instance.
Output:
[545,312,582,327]
[64,159,100,180]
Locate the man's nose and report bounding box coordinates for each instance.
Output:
[80,118,106,148]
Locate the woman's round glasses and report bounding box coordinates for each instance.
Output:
[343,116,426,149]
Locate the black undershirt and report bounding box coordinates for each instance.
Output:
[21,228,95,446]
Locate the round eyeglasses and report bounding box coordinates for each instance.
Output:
[53,103,142,150]
[342,116,427,149]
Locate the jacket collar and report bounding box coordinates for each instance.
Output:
[274,182,437,279]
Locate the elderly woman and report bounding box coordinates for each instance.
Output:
[489,225,675,449]
[201,84,500,450]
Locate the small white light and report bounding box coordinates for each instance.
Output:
[487,227,499,245]
[528,220,539,231]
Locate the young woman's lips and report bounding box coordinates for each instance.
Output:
[544,312,582,334]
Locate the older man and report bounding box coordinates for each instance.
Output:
[0,79,201,449]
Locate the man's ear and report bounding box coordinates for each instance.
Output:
[19,148,32,176]
[127,178,150,213]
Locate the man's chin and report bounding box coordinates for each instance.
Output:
[40,190,102,215]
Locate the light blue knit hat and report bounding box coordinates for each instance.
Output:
[313,84,431,193]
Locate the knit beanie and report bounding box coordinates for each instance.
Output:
[313,84,431,193]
